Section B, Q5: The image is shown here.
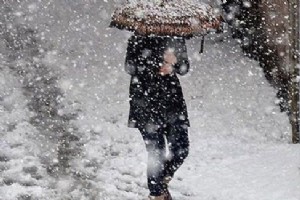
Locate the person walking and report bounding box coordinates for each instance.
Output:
[124,34,190,200]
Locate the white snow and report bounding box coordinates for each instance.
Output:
[123,0,212,18]
[0,1,299,200]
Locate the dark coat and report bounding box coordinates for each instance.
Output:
[125,35,190,130]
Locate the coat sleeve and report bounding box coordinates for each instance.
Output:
[167,38,190,76]
[125,36,139,75]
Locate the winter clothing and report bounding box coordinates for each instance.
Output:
[125,35,190,129]
[124,35,190,198]
[139,124,189,197]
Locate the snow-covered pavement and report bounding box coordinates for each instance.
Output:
[58,34,299,200]
[1,1,299,200]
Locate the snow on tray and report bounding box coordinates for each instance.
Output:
[119,0,215,22]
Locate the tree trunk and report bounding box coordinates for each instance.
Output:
[288,0,300,143]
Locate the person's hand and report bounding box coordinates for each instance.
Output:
[163,49,177,65]
[159,63,173,76]
[159,49,177,76]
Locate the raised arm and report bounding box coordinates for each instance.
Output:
[125,36,139,75]
[163,38,190,76]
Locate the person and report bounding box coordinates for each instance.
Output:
[124,34,190,200]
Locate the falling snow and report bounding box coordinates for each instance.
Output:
[0,1,299,200]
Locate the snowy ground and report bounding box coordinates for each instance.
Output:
[0,1,300,200]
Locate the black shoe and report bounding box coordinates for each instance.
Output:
[163,181,172,200]
[164,188,172,200]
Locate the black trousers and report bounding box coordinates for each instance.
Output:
[139,124,189,196]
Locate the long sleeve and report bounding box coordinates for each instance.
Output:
[125,36,139,75]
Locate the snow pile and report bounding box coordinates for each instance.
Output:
[0,67,57,200]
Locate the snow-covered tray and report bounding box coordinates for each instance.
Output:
[110,0,221,37]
